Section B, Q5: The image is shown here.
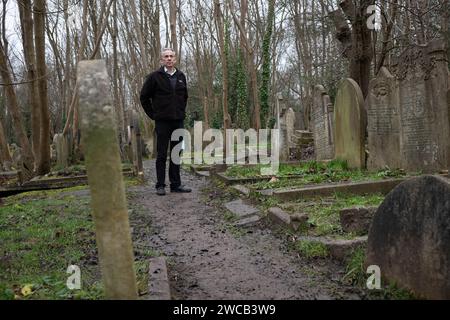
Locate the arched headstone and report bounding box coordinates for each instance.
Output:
[366,175,450,299]
[334,79,367,169]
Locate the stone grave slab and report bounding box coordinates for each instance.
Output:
[224,199,259,219]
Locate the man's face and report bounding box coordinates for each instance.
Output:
[161,50,176,68]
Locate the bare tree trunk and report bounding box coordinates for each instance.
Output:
[19,0,41,163]
[330,0,374,98]
[34,0,51,175]
[0,41,34,179]
[228,0,261,130]
[0,116,12,170]
[169,0,178,53]
[214,0,231,130]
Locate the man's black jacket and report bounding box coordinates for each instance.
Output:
[139,66,188,121]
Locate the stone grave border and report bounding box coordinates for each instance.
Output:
[0,169,135,197]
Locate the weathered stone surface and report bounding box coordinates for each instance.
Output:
[285,108,296,148]
[366,67,401,170]
[294,111,305,130]
[290,213,309,232]
[147,257,171,300]
[339,206,377,235]
[324,237,367,261]
[268,207,291,226]
[271,178,405,201]
[297,236,367,261]
[392,40,450,173]
[291,212,309,224]
[312,85,335,160]
[233,215,261,227]
[53,133,70,168]
[232,184,250,196]
[78,60,137,299]
[366,175,450,299]
[196,171,210,177]
[224,199,259,218]
[334,79,367,169]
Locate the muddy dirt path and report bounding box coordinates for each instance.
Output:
[129,160,362,300]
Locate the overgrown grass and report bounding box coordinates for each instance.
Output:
[223,160,409,190]
[342,247,417,300]
[294,240,329,259]
[282,193,385,236]
[0,188,102,300]
[0,177,153,300]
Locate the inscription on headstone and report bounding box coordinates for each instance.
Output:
[366,67,401,170]
[393,40,450,173]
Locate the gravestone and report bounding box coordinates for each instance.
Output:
[334,79,366,169]
[366,67,401,170]
[312,85,335,160]
[392,40,450,173]
[279,121,289,162]
[294,111,305,130]
[53,133,69,168]
[284,108,296,147]
[78,60,137,299]
[366,175,450,299]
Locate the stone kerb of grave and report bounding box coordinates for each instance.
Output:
[392,39,450,173]
[312,85,335,161]
[334,78,367,169]
[366,67,401,171]
[366,175,450,299]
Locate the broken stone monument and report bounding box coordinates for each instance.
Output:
[78,59,138,299]
[312,85,335,160]
[366,175,450,299]
[366,67,401,170]
[334,78,367,169]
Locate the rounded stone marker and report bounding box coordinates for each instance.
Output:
[366,175,450,299]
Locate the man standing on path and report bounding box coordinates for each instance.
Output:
[140,48,191,196]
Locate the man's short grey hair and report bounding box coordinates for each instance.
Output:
[161,48,176,57]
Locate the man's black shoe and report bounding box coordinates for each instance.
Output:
[156,187,166,196]
[170,186,192,193]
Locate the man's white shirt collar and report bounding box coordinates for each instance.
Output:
[164,67,177,76]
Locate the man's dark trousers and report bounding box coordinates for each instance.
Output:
[155,119,184,189]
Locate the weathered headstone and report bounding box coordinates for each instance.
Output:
[294,111,305,130]
[366,67,401,170]
[78,60,138,299]
[334,78,367,169]
[366,175,450,299]
[393,40,450,173]
[312,85,335,160]
[53,133,69,168]
[128,110,144,179]
[279,121,289,162]
[284,108,296,147]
